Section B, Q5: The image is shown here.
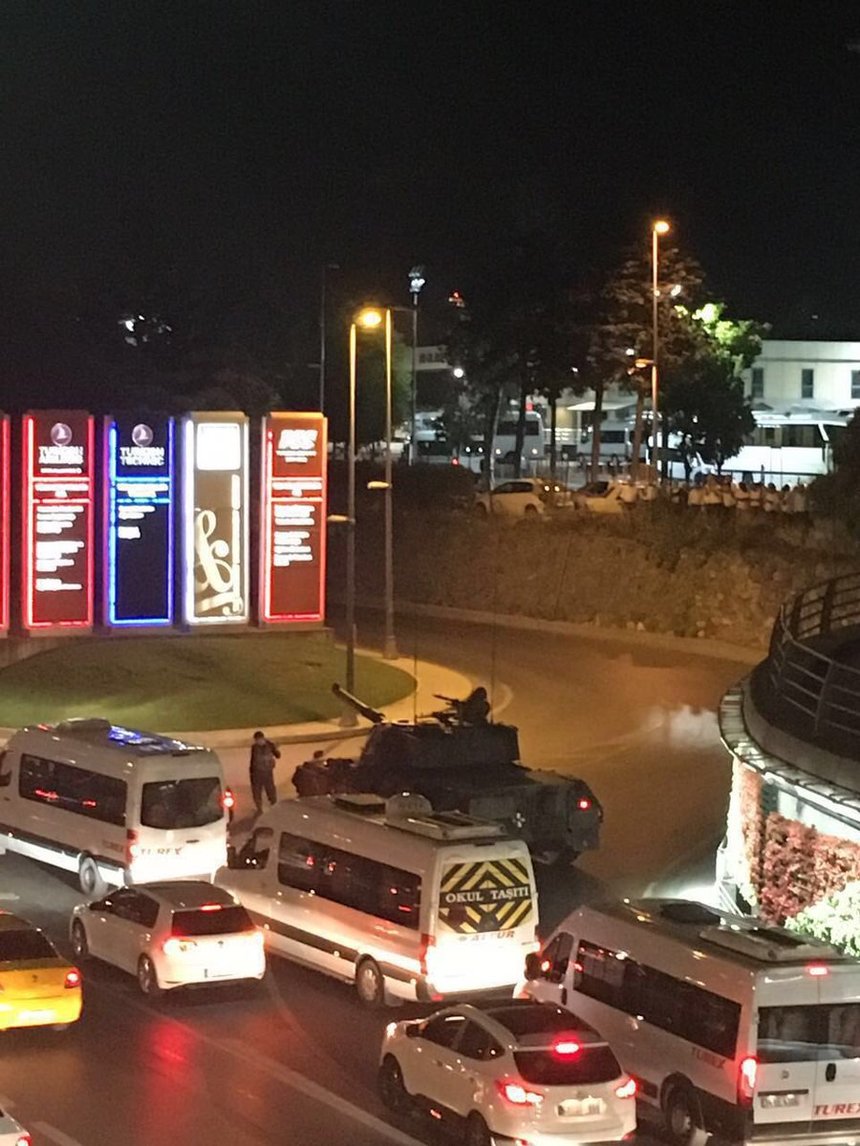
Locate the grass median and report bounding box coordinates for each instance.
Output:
[0,633,413,731]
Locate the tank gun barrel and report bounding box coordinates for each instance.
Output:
[331,683,385,725]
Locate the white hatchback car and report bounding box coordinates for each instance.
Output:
[70,881,266,996]
[475,478,574,518]
[378,1000,636,1145]
[0,1106,29,1146]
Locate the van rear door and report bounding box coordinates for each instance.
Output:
[811,969,860,1133]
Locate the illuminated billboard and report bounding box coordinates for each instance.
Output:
[23,410,95,631]
[0,417,9,633]
[261,412,327,623]
[182,413,249,626]
[105,414,174,627]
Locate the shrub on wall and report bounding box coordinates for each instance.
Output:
[787,880,860,955]
[759,813,818,924]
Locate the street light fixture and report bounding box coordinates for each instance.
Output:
[651,218,671,478]
[345,306,398,674]
[408,267,425,466]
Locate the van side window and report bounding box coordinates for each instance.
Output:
[422,1014,466,1049]
[276,833,421,929]
[19,754,127,827]
[277,833,320,893]
[539,932,573,984]
[0,751,10,787]
[574,940,740,1058]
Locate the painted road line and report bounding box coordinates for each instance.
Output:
[218,1039,424,1146]
[32,1124,86,1146]
[95,982,424,1146]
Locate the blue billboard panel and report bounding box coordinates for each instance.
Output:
[105,414,174,627]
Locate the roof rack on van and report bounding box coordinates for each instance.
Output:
[44,719,203,757]
[331,794,388,814]
[700,924,842,963]
[387,808,507,841]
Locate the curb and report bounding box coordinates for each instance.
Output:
[365,600,765,666]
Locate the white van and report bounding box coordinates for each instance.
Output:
[217,792,538,1007]
[0,719,230,896]
[520,898,860,1146]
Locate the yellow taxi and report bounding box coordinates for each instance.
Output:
[0,911,82,1031]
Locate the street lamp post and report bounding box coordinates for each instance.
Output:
[319,262,339,413]
[345,320,358,695]
[651,219,670,476]
[382,307,397,658]
[408,266,425,465]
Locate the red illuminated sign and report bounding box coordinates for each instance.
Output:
[261,412,327,623]
[23,411,95,631]
[0,417,8,632]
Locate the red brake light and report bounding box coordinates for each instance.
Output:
[495,1079,543,1107]
[222,788,235,811]
[738,1055,757,1105]
[198,904,222,912]
[163,937,185,957]
[64,968,81,989]
[16,1135,31,1146]
[806,962,829,977]
[126,828,140,861]
[615,1077,637,1099]
[577,798,592,811]
[552,1038,581,1057]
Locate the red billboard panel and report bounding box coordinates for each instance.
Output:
[261,412,327,623]
[23,411,95,631]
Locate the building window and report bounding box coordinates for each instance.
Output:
[750,368,764,400]
[852,371,860,400]
[801,368,814,399]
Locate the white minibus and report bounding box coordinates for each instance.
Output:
[0,719,230,896]
[520,898,860,1146]
[217,792,538,1007]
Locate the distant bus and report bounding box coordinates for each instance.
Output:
[414,410,547,473]
[722,413,847,484]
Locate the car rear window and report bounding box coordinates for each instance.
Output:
[514,1044,621,1086]
[171,906,254,937]
[0,928,57,962]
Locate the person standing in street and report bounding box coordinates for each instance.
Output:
[249,730,280,815]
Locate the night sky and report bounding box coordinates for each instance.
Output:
[3,2,860,403]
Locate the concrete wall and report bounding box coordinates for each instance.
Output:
[336,510,859,651]
[741,339,860,412]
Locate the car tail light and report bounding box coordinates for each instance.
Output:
[64,969,81,989]
[198,904,222,912]
[126,828,140,863]
[615,1077,637,1099]
[552,1038,581,1057]
[16,1135,31,1146]
[163,937,196,957]
[496,1079,543,1107]
[806,962,829,976]
[577,797,592,811]
[221,788,235,813]
[738,1055,757,1106]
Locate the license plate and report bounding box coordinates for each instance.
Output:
[558,1096,605,1117]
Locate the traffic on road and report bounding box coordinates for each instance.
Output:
[2,618,850,1146]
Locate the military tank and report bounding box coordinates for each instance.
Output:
[292,685,603,864]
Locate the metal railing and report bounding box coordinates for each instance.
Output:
[757,572,860,758]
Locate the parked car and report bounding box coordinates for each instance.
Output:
[573,481,631,515]
[378,999,637,1145]
[0,1105,30,1146]
[70,881,266,996]
[475,478,574,518]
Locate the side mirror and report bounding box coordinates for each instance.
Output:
[524,952,542,981]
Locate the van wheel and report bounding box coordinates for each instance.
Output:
[70,920,89,961]
[355,957,385,1007]
[378,1055,409,1113]
[78,856,106,898]
[137,955,162,998]
[464,1112,492,1146]
[664,1083,704,1146]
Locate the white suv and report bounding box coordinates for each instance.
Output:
[70,881,265,996]
[378,1000,636,1145]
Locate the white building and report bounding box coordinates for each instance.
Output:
[741,339,860,417]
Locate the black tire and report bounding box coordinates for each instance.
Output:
[378,1055,408,1113]
[464,1111,492,1146]
[137,955,162,998]
[664,1084,702,1146]
[78,856,106,898]
[474,502,488,517]
[355,957,385,1007]
[523,504,539,517]
[70,920,89,961]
